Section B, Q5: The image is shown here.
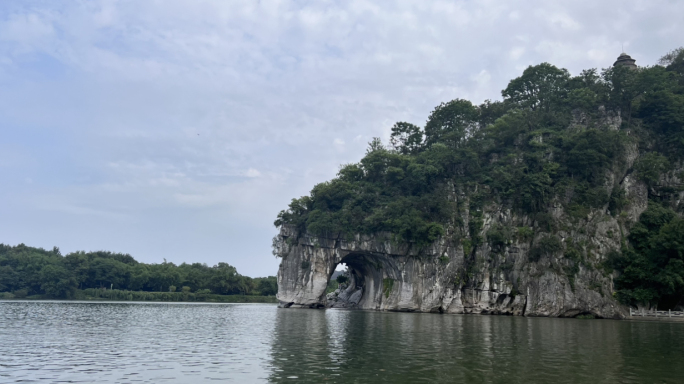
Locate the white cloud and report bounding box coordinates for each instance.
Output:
[333,138,346,153]
[472,70,491,86]
[540,11,582,31]
[245,168,261,178]
[509,47,526,60]
[0,12,54,45]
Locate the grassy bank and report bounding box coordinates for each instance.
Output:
[0,288,278,303]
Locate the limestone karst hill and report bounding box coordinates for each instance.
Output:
[274,49,684,318]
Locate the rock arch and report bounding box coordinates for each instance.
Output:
[325,252,394,309]
[274,225,469,312]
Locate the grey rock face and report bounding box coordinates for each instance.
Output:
[275,204,633,318]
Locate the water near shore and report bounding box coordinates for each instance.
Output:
[1,301,683,383]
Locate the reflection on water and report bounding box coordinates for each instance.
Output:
[269,310,684,383]
[1,301,683,383]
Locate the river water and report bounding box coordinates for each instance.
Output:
[1,301,683,383]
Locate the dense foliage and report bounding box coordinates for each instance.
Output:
[614,203,684,308]
[0,243,277,299]
[276,48,684,308]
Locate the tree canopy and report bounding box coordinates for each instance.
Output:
[0,243,277,299]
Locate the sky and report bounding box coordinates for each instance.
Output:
[0,0,682,277]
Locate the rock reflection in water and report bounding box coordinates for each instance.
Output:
[267,309,684,383]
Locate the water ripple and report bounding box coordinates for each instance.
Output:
[1,301,683,383]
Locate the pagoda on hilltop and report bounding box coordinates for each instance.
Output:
[613,52,637,69]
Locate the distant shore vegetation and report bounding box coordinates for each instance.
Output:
[0,243,277,300]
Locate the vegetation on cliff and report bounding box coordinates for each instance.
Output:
[614,203,684,308]
[0,243,277,299]
[275,48,684,309]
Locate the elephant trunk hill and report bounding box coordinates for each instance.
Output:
[274,49,684,318]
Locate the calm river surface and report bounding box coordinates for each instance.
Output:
[1,301,683,383]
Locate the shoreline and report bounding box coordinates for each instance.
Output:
[624,316,684,323]
[287,305,684,322]
[0,299,278,305]
[0,290,277,304]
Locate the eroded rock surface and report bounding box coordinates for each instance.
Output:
[275,209,631,318]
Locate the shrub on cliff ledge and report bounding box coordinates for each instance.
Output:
[529,235,563,262]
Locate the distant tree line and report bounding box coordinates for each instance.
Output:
[0,243,277,299]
